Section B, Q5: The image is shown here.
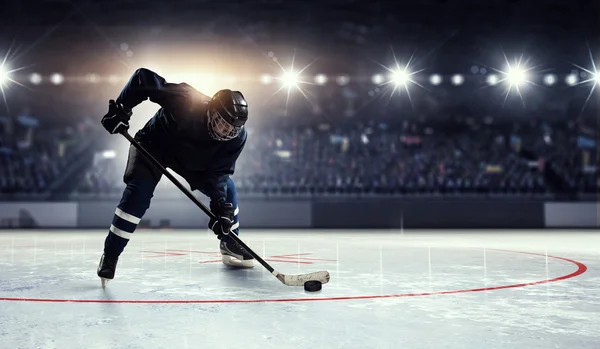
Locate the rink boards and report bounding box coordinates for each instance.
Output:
[0,198,597,229]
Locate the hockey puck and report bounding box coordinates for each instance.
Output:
[304,280,322,292]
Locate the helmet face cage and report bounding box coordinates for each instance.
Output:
[208,109,243,141]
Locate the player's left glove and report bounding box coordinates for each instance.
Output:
[208,198,235,239]
[101,100,132,134]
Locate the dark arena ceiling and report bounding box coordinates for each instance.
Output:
[3,0,598,27]
[0,0,597,122]
[2,0,597,58]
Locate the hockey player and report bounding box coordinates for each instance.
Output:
[97,68,254,286]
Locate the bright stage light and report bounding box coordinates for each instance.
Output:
[490,54,536,107]
[565,74,578,86]
[0,50,33,111]
[506,67,527,86]
[451,74,464,85]
[371,74,384,85]
[543,74,556,86]
[570,48,600,114]
[486,74,499,85]
[50,73,64,85]
[390,70,409,86]
[375,49,426,110]
[269,54,317,116]
[314,74,328,85]
[29,73,42,85]
[429,74,442,85]
[496,56,534,90]
[280,71,300,88]
[0,65,9,85]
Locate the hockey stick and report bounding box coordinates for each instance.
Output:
[120,131,330,287]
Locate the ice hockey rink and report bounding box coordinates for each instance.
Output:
[0,229,598,349]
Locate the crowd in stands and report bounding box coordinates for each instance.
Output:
[1,114,595,198]
[72,118,597,197]
[0,116,96,197]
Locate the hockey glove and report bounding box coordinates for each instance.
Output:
[101,100,132,134]
[208,198,235,239]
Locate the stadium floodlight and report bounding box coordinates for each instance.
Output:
[489,54,537,107]
[271,52,316,98]
[495,55,535,90]
[451,74,464,85]
[371,74,385,85]
[0,56,31,111]
[269,55,317,116]
[565,74,578,86]
[314,74,327,85]
[543,74,556,86]
[29,73,42,85]
[391,69,409,86]
[0,61,30,112]
[376,49,426,110]
[281,71,300,89]
[429,74,442,85]
[571,47,600,87]
[570,49,600,114]
[506,67,527,86]
[0,65,8,85]
[486,74,499,85]
[50,73,64,85]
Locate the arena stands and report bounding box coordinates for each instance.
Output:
[68,117,596,198]
[0,116,97,199]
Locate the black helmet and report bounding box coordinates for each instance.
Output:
[207,89,248,141]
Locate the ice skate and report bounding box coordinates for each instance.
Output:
[97,253,118,288]
[220,238,254,268]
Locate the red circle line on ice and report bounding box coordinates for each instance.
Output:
[0,249,587,304]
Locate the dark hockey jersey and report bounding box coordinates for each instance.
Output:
[115,68,246,200]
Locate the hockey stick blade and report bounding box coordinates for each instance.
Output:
[272,270,330,286]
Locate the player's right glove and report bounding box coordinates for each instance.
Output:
[101,100,132,134]
[208,198,235,239]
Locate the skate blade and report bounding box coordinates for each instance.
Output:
[100,277,110,288]
[222,255,254,269]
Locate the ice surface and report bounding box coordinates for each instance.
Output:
[0,229,598,349]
